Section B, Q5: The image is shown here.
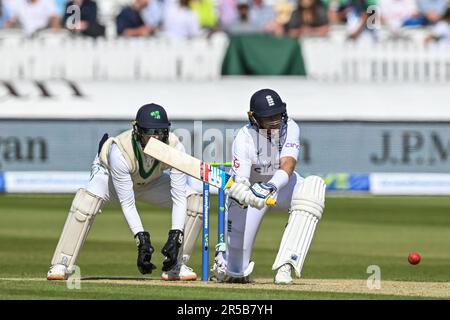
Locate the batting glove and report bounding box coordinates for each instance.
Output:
[247,182,277,209]
[228,177,251,208]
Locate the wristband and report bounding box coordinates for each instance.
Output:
[268,170,289,191]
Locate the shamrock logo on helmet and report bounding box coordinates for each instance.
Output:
[150,111,161,119]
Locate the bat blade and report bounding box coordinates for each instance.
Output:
[144,137,276,206]
[144,137,231,189]
[144,137,202,179]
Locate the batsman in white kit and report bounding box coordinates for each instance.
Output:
[47,104,203,281]
[213,89,326,284]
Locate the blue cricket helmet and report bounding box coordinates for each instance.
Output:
[133,103,171,147]
[135,103,171,129]
[249,89,287,118]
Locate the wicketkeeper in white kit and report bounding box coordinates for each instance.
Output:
[213,89,327,284]
[47,104,203,281]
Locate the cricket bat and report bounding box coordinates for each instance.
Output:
[144,137,277,206]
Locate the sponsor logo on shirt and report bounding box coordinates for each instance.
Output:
[285,142,300,149]
[253,162,280,175]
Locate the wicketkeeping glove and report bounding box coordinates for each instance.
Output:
[161,229,184,271]
[135,231,156,274]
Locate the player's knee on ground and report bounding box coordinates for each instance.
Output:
[50,188,105,271]
[272,176,326,277]
[182,193,203,263]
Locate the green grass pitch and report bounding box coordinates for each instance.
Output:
[0,194,449,300]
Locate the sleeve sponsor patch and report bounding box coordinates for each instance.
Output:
[284,142,300,149]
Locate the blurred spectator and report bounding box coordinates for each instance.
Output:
[141,0,165,29]
[426,5,450,42]
[223,0,263,34]
[417,0,449,25]
[284,0,329,37]
[217,0,238,27]
[326,0,342,24]
[190,0,218,30]
[273,0,295,25]
[116,0,154,37]
[63,0,105,38]
[162,0,202,40]
[6,0,61,37]
[333,0,377,41]
[0,0,11,28]
[249,0,276,30]
[54,0,67,17]
[379,0,421,30]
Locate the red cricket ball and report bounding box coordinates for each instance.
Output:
[408,252,421,265]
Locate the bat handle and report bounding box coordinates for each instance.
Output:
[225,178,277,207]
[266,197,277,207]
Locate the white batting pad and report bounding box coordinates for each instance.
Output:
[51,188,104,271]
[182,193,203,263]
[272,176,326,277]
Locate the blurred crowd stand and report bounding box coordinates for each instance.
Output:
[0,0,449,81]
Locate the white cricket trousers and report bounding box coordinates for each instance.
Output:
[226,172,305,275]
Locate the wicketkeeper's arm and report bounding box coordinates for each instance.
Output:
[109,144,144,236]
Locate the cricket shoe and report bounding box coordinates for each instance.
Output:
[274,264,293,285]
[161,264,197,281]
[47,264,68,280]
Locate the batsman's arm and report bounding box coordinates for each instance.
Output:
[268,120,301,192]
[228,128,277,206]
[279,156,297,177]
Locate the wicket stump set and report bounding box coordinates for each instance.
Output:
[202,162,232,282]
